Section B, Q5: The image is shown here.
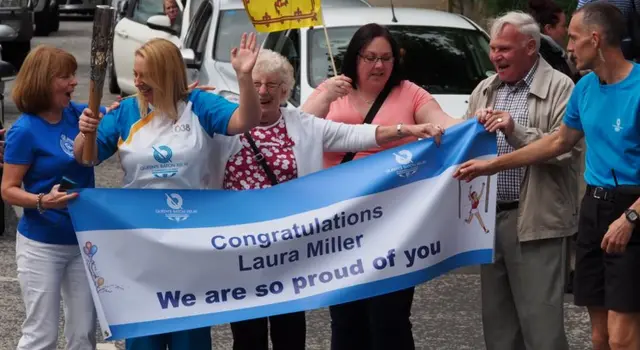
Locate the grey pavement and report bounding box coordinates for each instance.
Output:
[0,20,592,350]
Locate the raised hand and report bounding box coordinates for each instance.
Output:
[231,32,259,77]
[324,75,353,101]
[79,108,102,134]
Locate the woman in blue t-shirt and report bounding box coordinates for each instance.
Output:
[1,45,110,349]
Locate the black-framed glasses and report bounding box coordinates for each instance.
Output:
[358,54,394,64]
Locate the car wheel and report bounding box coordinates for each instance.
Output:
[50,1,60,32]
[34,4,52,36]
[1,41,30,70]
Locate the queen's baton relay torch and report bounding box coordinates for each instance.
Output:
[82,5,116,165]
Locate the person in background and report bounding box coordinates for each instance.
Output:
[460,11,580,350]
[2,45,110,350]
[528,0,585,295]
[164,0,182,35]
[302,23,461,350]
[210,48,445,350]
[528,0,581,82]
[454,3,640,349]
[74,33,262,350]
[577,0,640,61]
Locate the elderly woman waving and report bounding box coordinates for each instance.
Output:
[73,33,261,350]
[209,49,444,350]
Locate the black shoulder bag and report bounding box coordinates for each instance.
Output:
[340,83,393,164]
[244,132,279,186]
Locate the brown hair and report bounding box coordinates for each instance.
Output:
[11,45,78,115]
[134,38,189,120]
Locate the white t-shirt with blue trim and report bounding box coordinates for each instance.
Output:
[96,89,238,189]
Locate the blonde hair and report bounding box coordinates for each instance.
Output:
[12,45,77,114]
[135,38,189,120]
[254,49,295,103]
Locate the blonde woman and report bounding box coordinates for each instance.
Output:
[73,33,262,349]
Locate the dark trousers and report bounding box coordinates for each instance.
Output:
[230,311,306,350]
[329,287,415,350]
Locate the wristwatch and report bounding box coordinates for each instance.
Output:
[624,209,639,225]
[397,123,404,136]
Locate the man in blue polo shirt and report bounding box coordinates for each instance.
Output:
[454,2,640,349]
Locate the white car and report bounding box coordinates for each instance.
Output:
[183,4,494,118]
[179,0,372,103]
[110,0,195,95]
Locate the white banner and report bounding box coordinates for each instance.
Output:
[68,119,497,340]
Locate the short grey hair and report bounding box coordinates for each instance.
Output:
[253,49,295,103]
[490,11,541,51]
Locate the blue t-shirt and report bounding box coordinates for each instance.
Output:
[95,89,238,162]
[4,101,106,245]
[564,63,640,188]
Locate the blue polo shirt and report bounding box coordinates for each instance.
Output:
[563,63,640,188]
[4,101,106,245]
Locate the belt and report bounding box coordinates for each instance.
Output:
[497,201,519,213]
[586,185,615,202]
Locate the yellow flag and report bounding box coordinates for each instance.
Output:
[242,0,322,33]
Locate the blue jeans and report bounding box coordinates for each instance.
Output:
[125,328,211,350]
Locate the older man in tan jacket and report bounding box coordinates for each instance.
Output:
[463,11,582,350]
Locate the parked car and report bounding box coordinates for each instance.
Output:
[0,0,33,70]
[0,23,17,123]
[58,0,110,15]
[173,0,370,102]
[110,0,189,95]
[111,0,369,96]
[33,0,60,36]
[181,4,494,118]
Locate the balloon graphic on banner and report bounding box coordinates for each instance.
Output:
[83,241,98,257]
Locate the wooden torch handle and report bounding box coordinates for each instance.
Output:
[82,80,103,165]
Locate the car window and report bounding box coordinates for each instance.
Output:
[212,9,266,62]
[185,0,212,60]
[189,0,206,22]
[130,0,165,24]
[307,25,494,95]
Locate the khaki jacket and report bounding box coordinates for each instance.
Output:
[463,58,583,241]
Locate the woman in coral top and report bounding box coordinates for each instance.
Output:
[302,23,462,350]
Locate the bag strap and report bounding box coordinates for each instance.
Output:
[340,83,393,164]
[244,132,279,186]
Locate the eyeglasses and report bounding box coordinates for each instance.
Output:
[253,82,282,90]
[359,54,394,64]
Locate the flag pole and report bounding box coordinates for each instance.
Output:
[319,8,337,76]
